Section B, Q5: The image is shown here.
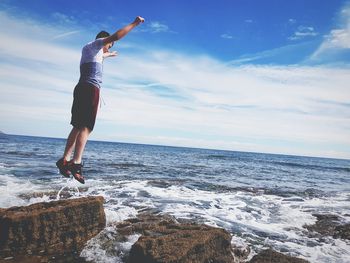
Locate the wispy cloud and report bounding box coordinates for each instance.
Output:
[288,26,318,40]
[51,12,76,25]
[101,46,350,158]
[288,18,297,24]
[141,21,175,34]
[51,30,81,40]
[310,4,350,63]
[227,41,314,65]
[100,52,350,158]
[1,10,350,159]
[220,33,234,39]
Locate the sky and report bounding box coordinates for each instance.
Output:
[0,0,350,159]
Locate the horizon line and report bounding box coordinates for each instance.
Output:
[2,131,349,162]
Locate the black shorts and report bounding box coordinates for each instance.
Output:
[70,82,100,131]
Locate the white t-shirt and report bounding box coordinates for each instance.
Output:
[79,38,105,87]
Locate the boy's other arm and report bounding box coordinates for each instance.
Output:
[103,16,145,45]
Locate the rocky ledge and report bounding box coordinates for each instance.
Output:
[0,196,105,261]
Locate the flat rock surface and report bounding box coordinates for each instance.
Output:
[128,220,233,263]
[249,249,309,263]
[0,196,105,259]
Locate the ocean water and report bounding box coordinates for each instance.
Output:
[0,134,349,262]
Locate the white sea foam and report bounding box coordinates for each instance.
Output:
[80,225,140,263]
[80,227,120,263]
[79,179,350,263]
[1,173,349,262]
[0,174,43,208]
[105,207,138,224]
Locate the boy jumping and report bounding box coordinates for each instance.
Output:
[56,16,145,184]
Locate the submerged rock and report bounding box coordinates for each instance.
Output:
[0,196,105,260]
[249,249,309,263]
[304,213,350,240]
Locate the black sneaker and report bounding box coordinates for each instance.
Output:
[68,163,85,184]
[56,158,71,178]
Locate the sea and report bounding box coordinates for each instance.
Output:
[0,134,349,263]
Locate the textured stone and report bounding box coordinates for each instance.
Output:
[249,249,309,263]
[0,196,105,258]
[304,213,350,240]
[125,213,234,263]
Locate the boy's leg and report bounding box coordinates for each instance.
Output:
[72,127,91,164]
[66,126,90,184]
[57,127,79,176]
[63,127,80,161]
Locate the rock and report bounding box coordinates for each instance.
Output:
[304,213,350,240]
[84,212,236,263]
[231,239,250,262]
[123,213,234,263]
[17,188,89,201]
[0,196,105,259]
[334,223,350,240]
[0,253,86,263]
[249,249,309,263]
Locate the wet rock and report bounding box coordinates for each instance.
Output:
[89,212,236,263]
[0,196,105,259]
[304,213,350,240]
[0,253,86,263]
[231,239,250,262]
[249,249,309,263]
[17,188,89,201]
[334,223,350,240]
[127,213,235,263]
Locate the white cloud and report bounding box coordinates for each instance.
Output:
[310,4,350,62]
[100,52,350,158]
[227,42,311,65]
[1,11,350,159]
[288,26,318,40]
[220,33,233,39]
[288,18,297,24]
[52,12,76,25]
[52,30,81,40]
[245,19,253,23]
[142,21,174,34]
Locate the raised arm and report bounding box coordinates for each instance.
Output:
[103,16,145,45]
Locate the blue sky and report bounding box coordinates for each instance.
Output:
[1,0,350,159]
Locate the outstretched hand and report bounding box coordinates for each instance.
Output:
[134,16,145,25]
[103,51,118,59]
